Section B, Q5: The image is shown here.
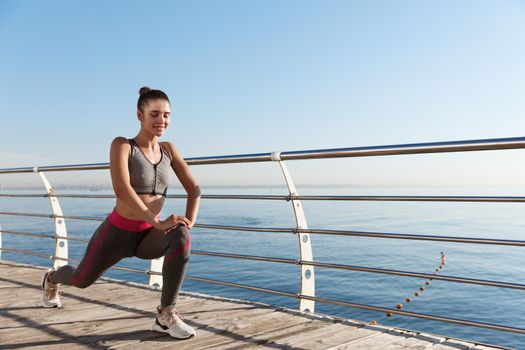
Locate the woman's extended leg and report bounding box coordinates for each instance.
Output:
[50,219,138,288]
[134,224,191,307]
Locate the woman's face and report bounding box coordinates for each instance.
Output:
[138,99,171,137]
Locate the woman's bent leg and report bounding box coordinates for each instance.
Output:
[50,219,132,288]
[135,225,191,307]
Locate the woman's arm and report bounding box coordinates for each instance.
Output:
[109,137,160,226]
[162,141,201,227]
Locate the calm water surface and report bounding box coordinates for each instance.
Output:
[1,185,524,348]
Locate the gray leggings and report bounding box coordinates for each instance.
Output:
[50,217,191,307]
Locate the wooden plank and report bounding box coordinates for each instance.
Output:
[204,312,311,350]
[378,331,445,349]
[0,287,37,305]
[0,271,40,283]
[281,322,379,349]
[214,318,340,350]
[325,328,414,349]
[428,338,477,350]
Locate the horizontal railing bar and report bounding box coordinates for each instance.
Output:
[192,250,298,265]
[175,194,284,200]
[56,235,88,243]
[0,229,56,240]
[47,214,104,221]
[52,256,146,274]
[2,212,525,247]
[192,250,525,290]
[0,212,58,219]
[3,192,525,203]
[300,260,525,290]
[302,228,525,246]
[197,223,293,233]
[0,193,115,199]
[53,255,146,274]
[176,275,299,298]
[167,136,524,164]
[0,229,89,243]
[196,224,525,247]
[190,194,525,202]
[1,137,525,173]
[0,248,51,259]
[277,137,525,162]
[298,295,525,335]
[293,195,525,203]
[0,194,50,198]
[0,211,104,221]
[0,193,287,200]
[0,163,109,174]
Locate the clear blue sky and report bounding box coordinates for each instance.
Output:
[1,0,525,189]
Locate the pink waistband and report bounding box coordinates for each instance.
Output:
[108,208,160,232]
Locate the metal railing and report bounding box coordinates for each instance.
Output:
[1,136,525,336]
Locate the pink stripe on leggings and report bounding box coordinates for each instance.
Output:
[70,221,111,286]
[165,230,191,261]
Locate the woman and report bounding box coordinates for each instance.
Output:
[40,87,201,340]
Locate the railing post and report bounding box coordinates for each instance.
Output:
[149,257,164,288]
[271,152,316,312]
[35,168,68,268]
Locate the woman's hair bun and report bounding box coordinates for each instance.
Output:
[139,86,152,95]
[137,86,170,111]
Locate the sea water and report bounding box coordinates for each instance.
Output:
[1,185,524,348]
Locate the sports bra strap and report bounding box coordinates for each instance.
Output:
[159,142,172,162]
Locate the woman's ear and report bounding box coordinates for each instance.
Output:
[137,109,143,121]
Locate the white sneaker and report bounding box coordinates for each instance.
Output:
[40,268,61,308]
[152,304,196,339]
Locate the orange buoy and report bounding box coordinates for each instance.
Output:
[396,303,403,309]
[405,297,411,302]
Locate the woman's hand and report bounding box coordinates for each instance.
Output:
[154,215,193,234]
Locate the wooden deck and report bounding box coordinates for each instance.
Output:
[0,260,509,350]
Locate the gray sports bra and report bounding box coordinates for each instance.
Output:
[128,138,172,197]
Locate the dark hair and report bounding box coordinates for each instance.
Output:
[137,86,170,113]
